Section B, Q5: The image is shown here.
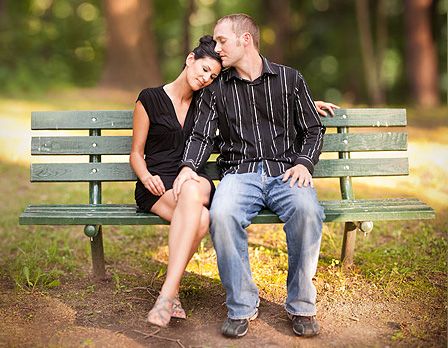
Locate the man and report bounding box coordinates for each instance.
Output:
[174,14,334,338]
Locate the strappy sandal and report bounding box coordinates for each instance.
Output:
[147,294,174,327]
[171,296,187,319]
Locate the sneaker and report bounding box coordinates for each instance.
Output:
[287,313,320,337]
[221,310,258,338]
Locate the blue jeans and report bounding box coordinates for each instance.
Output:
[210,163,324,319]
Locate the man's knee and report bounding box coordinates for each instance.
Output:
[210,202,233,224]
[210,194,245,225]
[286,188,323,220]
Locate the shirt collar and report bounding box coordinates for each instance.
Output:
[223,55,278,82]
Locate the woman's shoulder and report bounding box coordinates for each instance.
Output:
[137,85,164,100]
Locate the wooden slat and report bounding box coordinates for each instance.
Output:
[320,109,406,127]
[313,158,408,177]
[21,198,427,210]
[31,108,405,130]
[32,136,132,155]
[322,132,407,151]
[30,158,409,182]
[31,132,407,155]
[19,199,435,225]
[32,111,133,130]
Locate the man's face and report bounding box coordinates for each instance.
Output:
[213,20,244,68]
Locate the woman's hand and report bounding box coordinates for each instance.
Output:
[141,173,166,196]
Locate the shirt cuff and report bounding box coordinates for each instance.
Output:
[178,161,197,174]
[293,156,315,175]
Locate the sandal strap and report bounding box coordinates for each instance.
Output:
[147,294,175,327]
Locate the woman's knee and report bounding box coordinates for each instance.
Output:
[178,180,203,204]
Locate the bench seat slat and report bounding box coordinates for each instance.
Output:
[30,158,409,182]
[30,133,408,155]
[21,198,428,211]
[31,109,406,129]
[19,199,435,225]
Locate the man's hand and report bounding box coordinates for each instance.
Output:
[314,100,340,117]
[282,164,313,188]
[173,167,200,201]
[141,173,166,196]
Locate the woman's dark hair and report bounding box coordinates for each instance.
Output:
[191,35,222,64]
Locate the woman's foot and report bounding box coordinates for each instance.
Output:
[171,296,187,319]
[147,294,174,327]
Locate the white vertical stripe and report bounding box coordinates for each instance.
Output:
[251,85,263,159]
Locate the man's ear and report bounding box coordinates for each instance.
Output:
[241,32,252,47]
[185,52,195,67]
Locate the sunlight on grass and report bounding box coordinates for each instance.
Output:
[1,94,446,345]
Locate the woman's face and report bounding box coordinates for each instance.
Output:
[186,55,221,91]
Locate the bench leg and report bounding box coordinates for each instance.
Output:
[90,226,106,279]
[341,222,357,267]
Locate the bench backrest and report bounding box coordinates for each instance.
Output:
[30,108,408,201]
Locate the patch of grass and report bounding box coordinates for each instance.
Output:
[7,228,85,291]
[356,223,447,299]
[1,93,447,345]
[407,106,448,128]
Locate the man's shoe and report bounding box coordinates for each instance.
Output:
[287,313,320,337]
[221,310,258,338]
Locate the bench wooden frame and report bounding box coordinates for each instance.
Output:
[19,109,435,278]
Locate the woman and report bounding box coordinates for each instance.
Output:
[130,35,222,327]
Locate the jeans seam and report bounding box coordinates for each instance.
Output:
[228,308,259,320]
[285,307,317,317]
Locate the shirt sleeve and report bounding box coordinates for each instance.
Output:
[292,72,326,175]
[180,87,218,172]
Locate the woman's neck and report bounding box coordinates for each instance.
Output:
[164,70,193,102]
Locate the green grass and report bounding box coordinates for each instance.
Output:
[0,95,447,345]
[1,158,446,344]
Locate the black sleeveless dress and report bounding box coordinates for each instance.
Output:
[134,86,215,212]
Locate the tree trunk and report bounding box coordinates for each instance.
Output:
[262,0,291,64]
[0,0,4,16]
[101,0,161,90]
[182,0,195,58]
[404,0,440,107]
[376,0,387,96]
[355,0,385,104]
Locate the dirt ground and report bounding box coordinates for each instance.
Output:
[0,94,446,347]
[0,268,445,348]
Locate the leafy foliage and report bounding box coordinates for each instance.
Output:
[0,0,104,94]
[0,0,446,103]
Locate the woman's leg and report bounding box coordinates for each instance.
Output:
[151,177,211,299]
[156,178,210,297]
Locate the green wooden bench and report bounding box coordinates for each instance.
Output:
[19,108,435,278]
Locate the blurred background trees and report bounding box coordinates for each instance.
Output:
[0,0,445,106]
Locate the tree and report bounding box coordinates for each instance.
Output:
[262,0,292,64]
[101,0,161,90]
[182,0,195,58]
[355,0,386,104]
[404,0,440,107]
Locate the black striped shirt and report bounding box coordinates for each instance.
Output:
[181,56,326,177]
